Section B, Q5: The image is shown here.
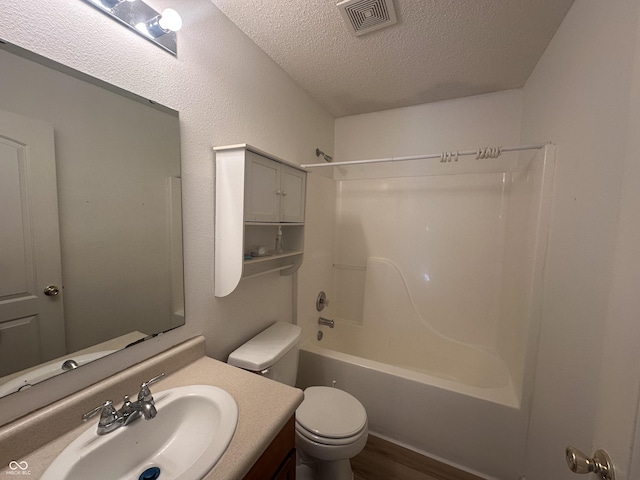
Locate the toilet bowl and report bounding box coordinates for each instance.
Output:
[294,386,368,480]
[227,322,368,480]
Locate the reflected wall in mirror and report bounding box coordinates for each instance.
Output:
[0,41,184,398]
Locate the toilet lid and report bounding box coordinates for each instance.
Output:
[296,386,367,439]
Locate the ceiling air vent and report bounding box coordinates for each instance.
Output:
[337,0,398,37]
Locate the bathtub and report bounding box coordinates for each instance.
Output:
[302,320,518,406]
[297,325,529,480]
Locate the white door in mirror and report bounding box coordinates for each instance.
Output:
[0,109,65,376]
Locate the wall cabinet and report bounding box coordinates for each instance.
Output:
[245,151,306,223]
[214,145,306,297]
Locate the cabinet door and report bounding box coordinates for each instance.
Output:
[280,164,306,223]
[245,152,280,222]
[273,450,296,480]
[243,416,296,480]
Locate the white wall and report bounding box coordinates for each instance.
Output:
[335,89,523,161]
[521,1,640,478]
[0,0,333,425]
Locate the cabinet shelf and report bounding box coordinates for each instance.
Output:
[243,252,303,280]
[245,250,303,264]
[245,222,304,226]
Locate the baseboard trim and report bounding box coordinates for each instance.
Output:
[352,434,487,480]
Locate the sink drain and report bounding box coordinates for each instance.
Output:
[139,466,161,480]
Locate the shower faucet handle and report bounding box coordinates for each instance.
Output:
[316,291,329,311]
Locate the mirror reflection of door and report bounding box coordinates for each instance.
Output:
[0,108,66,376]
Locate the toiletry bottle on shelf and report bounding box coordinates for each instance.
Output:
[275,226,284,254]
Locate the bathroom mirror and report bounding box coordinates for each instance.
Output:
[0,40,184,399]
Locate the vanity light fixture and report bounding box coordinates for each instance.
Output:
[99,0,136,9]
[81,0,182,56]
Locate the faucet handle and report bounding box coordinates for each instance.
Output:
[138,372,165,403]
[119,395,135,415]
[81,400,117,424]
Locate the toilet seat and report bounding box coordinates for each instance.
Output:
[295,419,367,446]
[295,386,367,445]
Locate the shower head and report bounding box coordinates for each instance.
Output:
[316,148,333,163]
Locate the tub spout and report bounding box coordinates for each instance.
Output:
[318,317,334,328]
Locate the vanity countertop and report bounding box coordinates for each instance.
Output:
[0,336,303,480]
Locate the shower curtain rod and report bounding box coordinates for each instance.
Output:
[300,143,549,168]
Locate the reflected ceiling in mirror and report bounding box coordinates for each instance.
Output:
[0,40,184,398]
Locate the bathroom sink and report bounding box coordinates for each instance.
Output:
[41,385,238,480]
[0,350,116,397]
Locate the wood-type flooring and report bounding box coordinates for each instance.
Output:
[351,435,485,480]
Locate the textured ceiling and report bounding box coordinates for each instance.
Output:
[210,0,574,118]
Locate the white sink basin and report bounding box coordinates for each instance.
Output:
[0,350,116,397]
[42,385,238,480]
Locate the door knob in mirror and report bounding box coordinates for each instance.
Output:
[43,285,60,296]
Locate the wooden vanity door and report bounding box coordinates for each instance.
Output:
[244,415,296,480]
[273,449,296,480]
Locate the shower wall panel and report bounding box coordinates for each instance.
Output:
[334,172,508,351]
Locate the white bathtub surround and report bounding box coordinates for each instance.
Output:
[333,147,553,395]
[298,140,555,478]
[315,276,514,402]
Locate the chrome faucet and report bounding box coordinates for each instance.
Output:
[119,394,158,426]
[82,373,164,435]
[318,317,335,328]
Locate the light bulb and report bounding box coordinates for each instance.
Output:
[158,9,182,32]
[138,8,182,38]
[135,22,150,36]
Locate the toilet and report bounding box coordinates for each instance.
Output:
[227,321,368,480]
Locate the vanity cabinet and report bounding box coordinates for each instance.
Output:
[243,415,296,480]
[214,145,306,297]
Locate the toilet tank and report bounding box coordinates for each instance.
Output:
[227,321,302,386]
